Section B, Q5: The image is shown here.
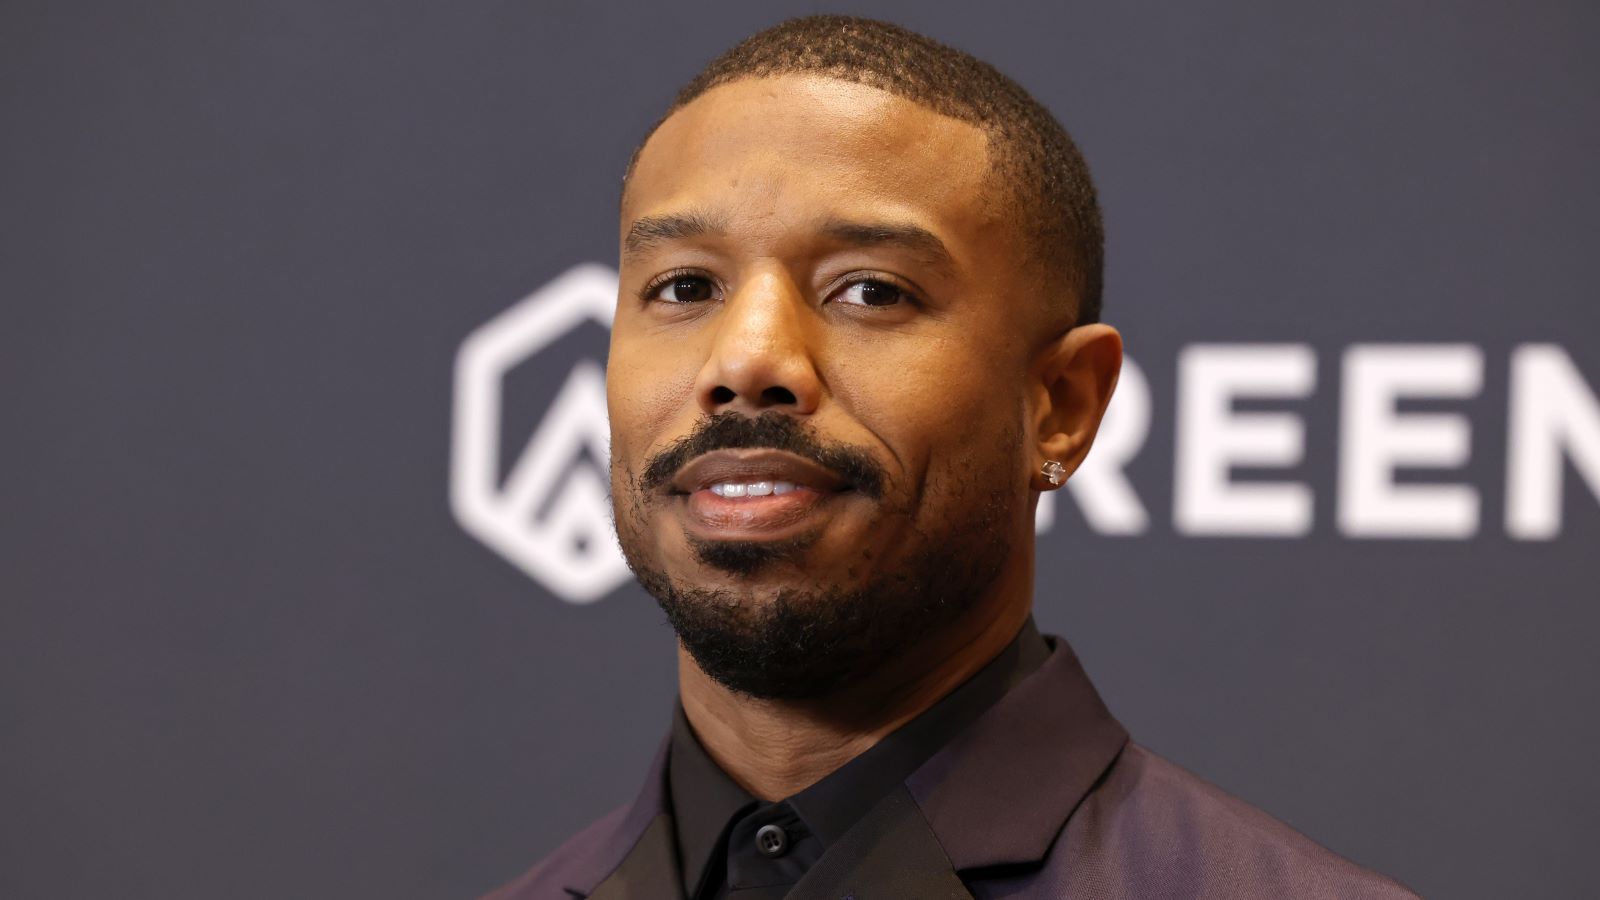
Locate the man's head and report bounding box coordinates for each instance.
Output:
[607,16,1122,700]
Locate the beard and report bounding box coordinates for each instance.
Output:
[615,412,1019,701]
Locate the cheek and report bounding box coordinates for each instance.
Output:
[606,332,701,465]
[827,332,1027,480]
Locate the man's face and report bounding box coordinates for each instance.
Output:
[609,75,1047,698]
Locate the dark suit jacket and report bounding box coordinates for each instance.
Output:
[484,638,1418,899]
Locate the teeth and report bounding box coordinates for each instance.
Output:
[710,481,798,498]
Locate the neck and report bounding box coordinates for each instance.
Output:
[677,565,1033,802]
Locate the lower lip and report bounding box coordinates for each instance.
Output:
[680,486,839,537]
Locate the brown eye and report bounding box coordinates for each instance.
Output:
[656,275,715,303]
[837,279,908,307]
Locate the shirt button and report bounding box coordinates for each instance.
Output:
[755,823,789,858]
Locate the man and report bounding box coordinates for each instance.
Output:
[488,15,1416,900]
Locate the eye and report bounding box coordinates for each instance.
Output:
[833,278,914,308]
[647,273,718,304]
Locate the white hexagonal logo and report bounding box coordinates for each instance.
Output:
[450,263,632,604]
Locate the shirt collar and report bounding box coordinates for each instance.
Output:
[667,617,1050,895]
[667,704,757,897]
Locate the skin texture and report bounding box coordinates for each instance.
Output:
[608,75,1123,801]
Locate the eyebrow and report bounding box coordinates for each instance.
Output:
[819,218,955,272]
[622,211,956,273]
[624,211,727,256]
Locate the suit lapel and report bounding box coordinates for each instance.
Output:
[907,636,1128,874]
[552,738,678,900]
[584,813,683,900]
[786,785,973,900]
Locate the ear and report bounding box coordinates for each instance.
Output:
[1029,324,1123,491]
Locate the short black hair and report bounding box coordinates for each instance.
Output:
[625,15,1104,325]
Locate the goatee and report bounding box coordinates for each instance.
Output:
[616,412,1017,700]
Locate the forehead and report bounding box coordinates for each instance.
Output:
[624,75,999,243]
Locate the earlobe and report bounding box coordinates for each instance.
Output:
[1031,324,1123,489]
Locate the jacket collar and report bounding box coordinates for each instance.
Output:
[906,635,1128,872]
[561,738,672,898]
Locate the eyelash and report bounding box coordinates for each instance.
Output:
[638,269,923,308]
[638,268,705,303]
[835,273,923,309]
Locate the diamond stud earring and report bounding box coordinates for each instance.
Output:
[1041,460,1068,486]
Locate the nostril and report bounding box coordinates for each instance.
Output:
[710,386,736,404]
[763,386,798,405]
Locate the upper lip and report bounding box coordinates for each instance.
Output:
[669,449,851,495]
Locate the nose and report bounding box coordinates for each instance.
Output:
[694,270,823,417]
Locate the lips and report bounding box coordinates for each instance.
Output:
[667,449,856,540]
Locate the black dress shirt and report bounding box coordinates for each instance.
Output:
[666,619,1051,899]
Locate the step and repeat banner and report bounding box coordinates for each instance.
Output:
[5,3,1596,899]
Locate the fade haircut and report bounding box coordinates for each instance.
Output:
[623,15,1105,325]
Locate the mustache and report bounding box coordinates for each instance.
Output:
[638,412,886,499]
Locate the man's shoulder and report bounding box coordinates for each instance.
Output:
[478,803,632,900]
[1045,741,1418,898]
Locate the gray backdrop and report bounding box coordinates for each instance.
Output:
[5,2,1598,898]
